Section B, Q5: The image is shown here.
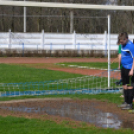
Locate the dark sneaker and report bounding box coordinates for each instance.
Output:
[122,104,133,110]
[115,79,122,85]
[118,102,127,108]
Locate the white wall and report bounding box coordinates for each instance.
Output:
[0,30,134,51]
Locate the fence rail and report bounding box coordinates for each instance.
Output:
[1,30,133,51]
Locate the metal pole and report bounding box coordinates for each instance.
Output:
[132,0,134,34]
[70,10,74,33]
[70,0,74,33]
[108,14,111,88]
[24,0,26,32]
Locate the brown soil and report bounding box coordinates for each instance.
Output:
[0,57,112,64]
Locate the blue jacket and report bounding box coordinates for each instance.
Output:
[121,40,134,69]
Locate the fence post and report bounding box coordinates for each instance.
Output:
[37,45,38,51]
[73,31,76,49]
[8,29,11,49]
[103,31,107,57]
[50,43,52,50]
[42,29,44,50]
[22,43,24,57]
[77,43,80,51]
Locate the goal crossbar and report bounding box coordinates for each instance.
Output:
[0,1,134,11]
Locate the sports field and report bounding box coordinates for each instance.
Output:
[0,57,133,134]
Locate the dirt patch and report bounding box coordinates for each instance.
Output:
[0,57,114,64]
[34,63,120,79]
[0,98,134,129]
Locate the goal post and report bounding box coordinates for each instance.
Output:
[108,15,111,88]
[0,1,134,11]
[1,1,133,88]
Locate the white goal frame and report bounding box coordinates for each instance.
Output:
[1,1,134,88]
[0,1,134,11]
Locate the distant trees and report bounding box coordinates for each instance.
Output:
[0,0,133,33]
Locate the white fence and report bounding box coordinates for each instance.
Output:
[0,30,134,51]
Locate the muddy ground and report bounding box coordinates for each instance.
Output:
[0,98,134,129]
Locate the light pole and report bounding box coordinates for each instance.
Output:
[70,0,74,33]
[24,0,26,32]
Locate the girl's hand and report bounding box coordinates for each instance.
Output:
[129,69,133,76]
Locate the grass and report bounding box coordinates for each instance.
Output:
[0,63,119,92]
[0,93,123,105]
[57,62,118,69]
[0,116,133,134]
[0,63,84,92]
[0,64,83,83]
[0,76,117,92]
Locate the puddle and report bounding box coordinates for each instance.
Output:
[0,100,134,129]
[0,103,123,129]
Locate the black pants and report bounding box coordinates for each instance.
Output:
[121,67,134,104]
[121,67,134,86]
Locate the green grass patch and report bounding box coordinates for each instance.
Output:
[57,62,118,69]
[0,115,133,134]
[0,64,83,83]
[0,63,119,92]
[0,75,118,92]
[0,93,123,105]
